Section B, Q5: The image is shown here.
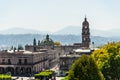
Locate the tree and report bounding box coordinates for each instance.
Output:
[38,40,41,46]
[92,42,120,80]
[33,38,36,46]
[13,47,16,52]
[10,46,14,50]
[54,41,61,46]
[18,45,24,51]
[68,55,104,80]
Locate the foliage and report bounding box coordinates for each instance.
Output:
[65,71,69,76]
[13,47,16,52]
[18,44,24,50]
[0,74,11,80]
[10,46,14,50]
[92,48,109,70]
[38,40,41,46]
[54,41,61,46]
[68,55,104,80]
[92,41,120,80]
[62,76,69,80]
[34,70,54,80]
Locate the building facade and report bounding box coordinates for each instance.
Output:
[0,50,49,76]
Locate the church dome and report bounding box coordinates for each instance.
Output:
[41,34,54,46]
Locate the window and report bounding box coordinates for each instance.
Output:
[83,38,86,41]
[2,59,5,64]
[18,59,22,64]
[8,59,11,64]
[24,59,27,64]
[85,30,88,34]
[62,62,65,66]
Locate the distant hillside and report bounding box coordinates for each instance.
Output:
[0,27,119,48]
[0,34,119,48]
[0,27,120,37]
[54,26,120,37]
[0,28,51,34]
[54,26,81,35]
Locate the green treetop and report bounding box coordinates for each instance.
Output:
[68,55,104,80]
[92,42,120,80]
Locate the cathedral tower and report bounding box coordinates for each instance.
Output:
[82,17,90,48]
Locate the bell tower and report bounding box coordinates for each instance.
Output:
[82,17,90,48]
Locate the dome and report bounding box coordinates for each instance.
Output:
[41,34,54,46]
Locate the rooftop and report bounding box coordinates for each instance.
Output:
[1,50,46,54]
[60,54,81,58]
[73,49,91,53]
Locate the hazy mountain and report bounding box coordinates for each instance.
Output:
[54,26,120,37]
[0,28,51,34]
[54,26,82,35]
[0,27,119,48]
[0,27,120,37]
[0,34,119,48]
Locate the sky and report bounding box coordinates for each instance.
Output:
[0,0,120,32]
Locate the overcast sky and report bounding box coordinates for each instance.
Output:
[0,0,120,32]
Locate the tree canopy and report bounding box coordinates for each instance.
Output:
[92,42,120,80]
[68,55,104,80]
[54,41,61,46]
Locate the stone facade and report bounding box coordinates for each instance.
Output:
[0,50,50,76]
[59,55,80,71]
[59,49,94,71]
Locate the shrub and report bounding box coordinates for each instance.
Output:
[34,70,54,80]
[0,74,11,80]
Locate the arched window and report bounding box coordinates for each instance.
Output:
[83,38,86,41]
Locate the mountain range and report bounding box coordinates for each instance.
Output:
[0,34,119,49]
[54,26,120,37]
[0,28,51,34]
[0,27,119,48]
[0,26,120,37]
